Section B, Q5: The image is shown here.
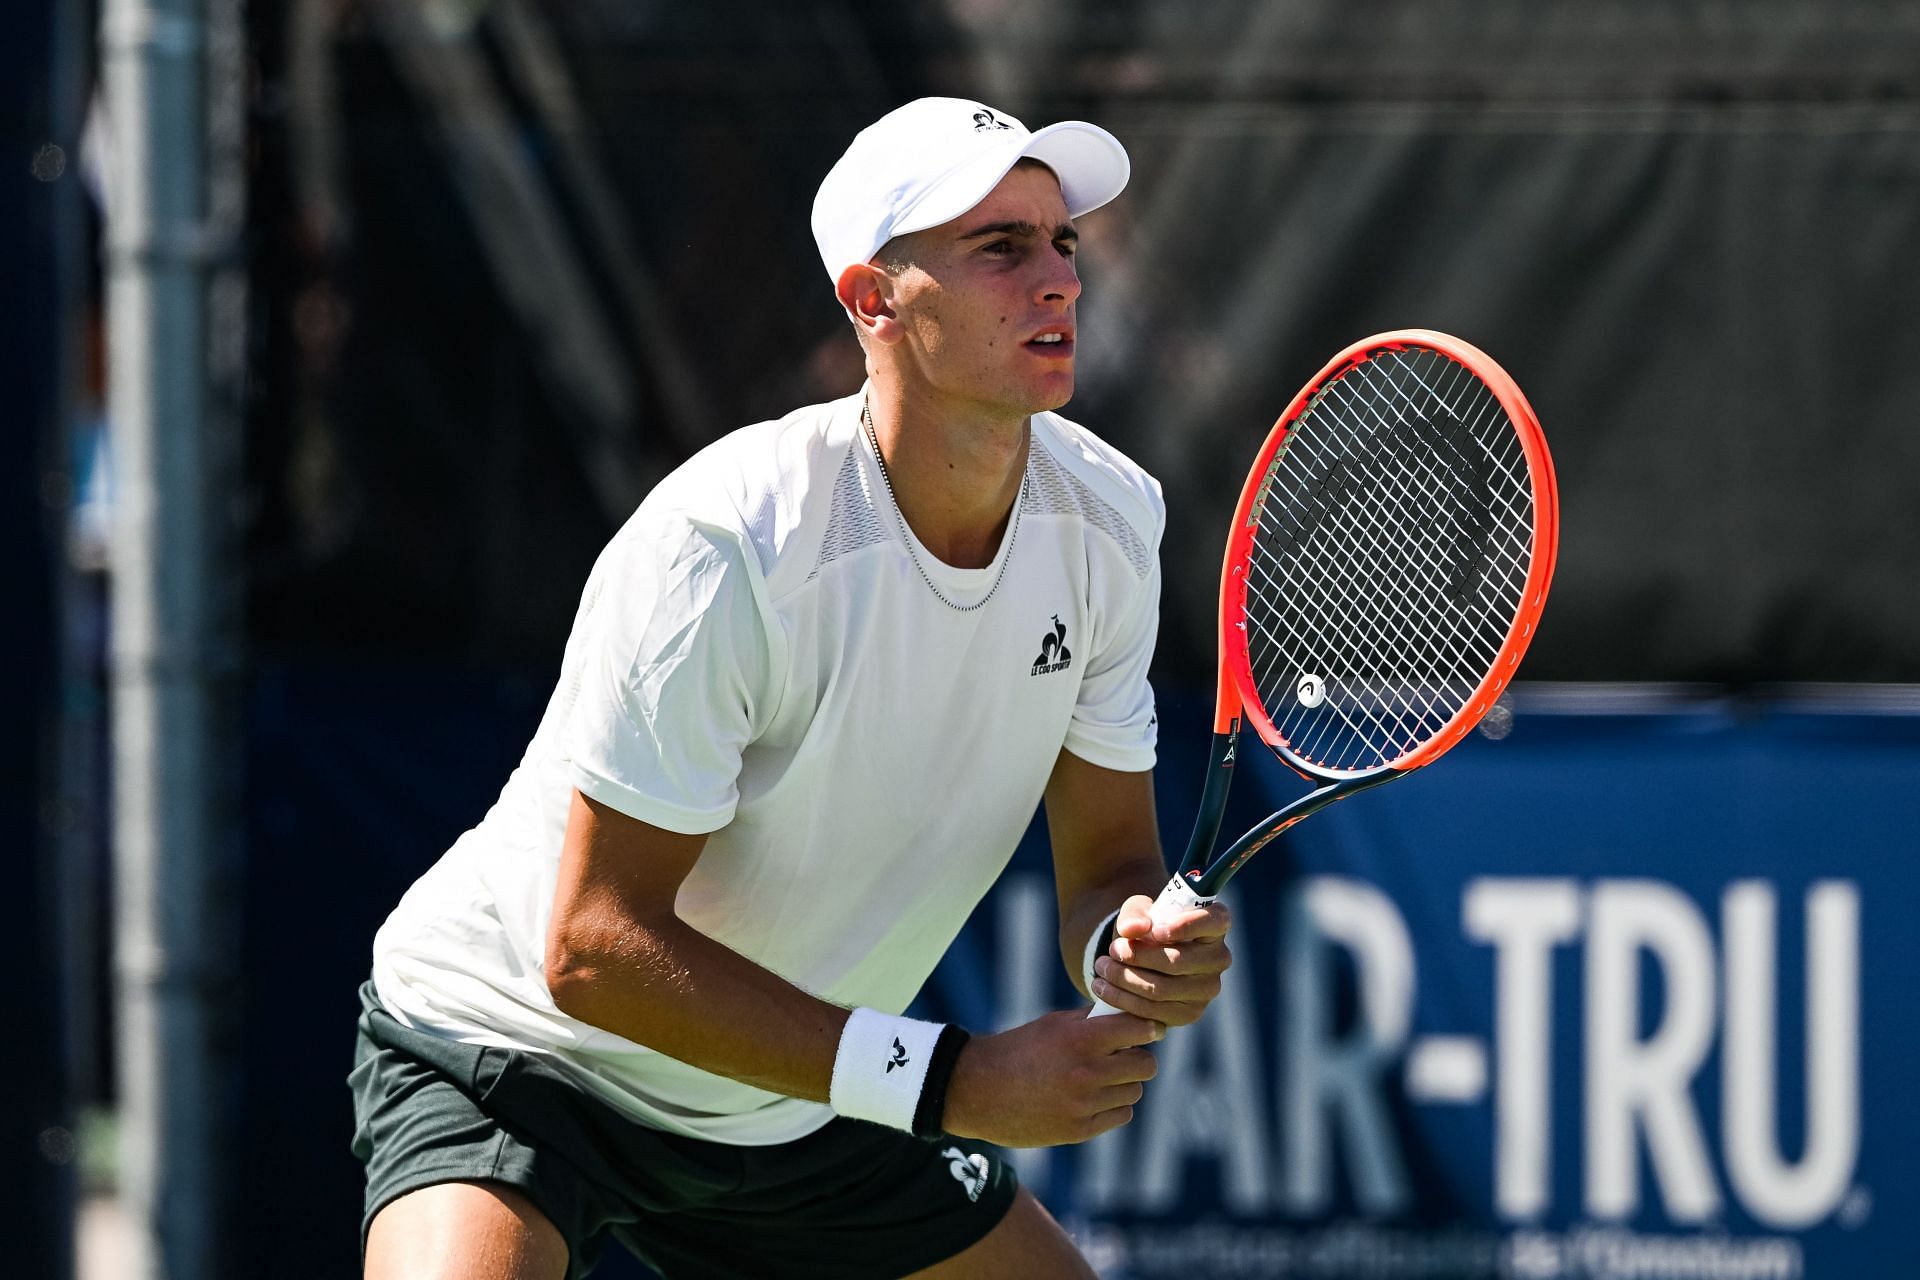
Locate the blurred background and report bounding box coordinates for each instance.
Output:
[10,1,1919,1277]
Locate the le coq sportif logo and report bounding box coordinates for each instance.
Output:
[941,1147,991,1202]
[1031,616,1072,676]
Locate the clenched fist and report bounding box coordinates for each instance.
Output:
[941,1009,1162,1148]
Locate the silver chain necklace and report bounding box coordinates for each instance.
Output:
[863,400,1026,613]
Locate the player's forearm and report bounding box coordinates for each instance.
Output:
[1057,856,1168,1000]
[546,913,847,1103]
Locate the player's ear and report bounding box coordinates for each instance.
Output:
[836,261,902,347]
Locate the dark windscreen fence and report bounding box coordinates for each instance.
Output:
[249,1,1920,680]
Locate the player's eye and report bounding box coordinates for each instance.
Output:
[982,240,1015,255]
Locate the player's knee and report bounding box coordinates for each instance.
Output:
[364,1180,568,1280]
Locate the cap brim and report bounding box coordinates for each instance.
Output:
[889,120,1131,244]
[1022,121,1132,219]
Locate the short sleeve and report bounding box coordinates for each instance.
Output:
[1063,553,1161,773]
[565,517,777,834]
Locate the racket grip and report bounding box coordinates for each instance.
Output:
[1087,876,1215,1018]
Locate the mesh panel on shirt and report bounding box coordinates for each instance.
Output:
[809,445,888,579]
[1027,441,1152,580]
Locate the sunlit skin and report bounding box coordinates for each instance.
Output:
[834,161,1082,568]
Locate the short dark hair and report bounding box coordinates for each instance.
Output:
[871,239,918,274]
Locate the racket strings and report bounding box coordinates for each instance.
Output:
[1371,359,1537,578]
[1314,371,1521,626]
[1376,355,1535,571]
[1279,355,1532,744]
[1253,361,1505,700]
[1245,509,1484,749]
[1244,495,1497,752]
[1248,491,1484,762]
[1250,472,1497,760]
[1263,353,1532,762]
[1241,347,1536,773]
[1337,362,1534,620]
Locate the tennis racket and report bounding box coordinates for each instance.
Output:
[1091,329,1558,1016]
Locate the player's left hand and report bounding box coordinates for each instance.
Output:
[1090,897,1233,1028]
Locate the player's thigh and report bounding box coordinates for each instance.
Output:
[906,1186,1096,1280]
[364,1179,570,1280]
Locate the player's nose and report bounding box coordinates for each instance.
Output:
[1034,251,1081,306]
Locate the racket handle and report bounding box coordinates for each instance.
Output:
[1088,876,1215,1018]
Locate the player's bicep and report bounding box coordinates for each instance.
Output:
[546,788,708,996]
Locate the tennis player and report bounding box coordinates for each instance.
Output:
[350,97,1233,1280]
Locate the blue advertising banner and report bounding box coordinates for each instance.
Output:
[914,688,1920,1280]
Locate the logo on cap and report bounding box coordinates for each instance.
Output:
[972,108,1014,133]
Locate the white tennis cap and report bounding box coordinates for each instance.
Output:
[811,97,1131,282]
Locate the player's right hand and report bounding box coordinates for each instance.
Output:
[940,1008,1161,1148]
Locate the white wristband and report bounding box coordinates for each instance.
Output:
[829,1008,946,1133]
[1081,908,1121,996]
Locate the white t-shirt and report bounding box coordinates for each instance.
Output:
[372,388,1164,1144]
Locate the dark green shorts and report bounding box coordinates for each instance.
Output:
[348,981,1018,1279]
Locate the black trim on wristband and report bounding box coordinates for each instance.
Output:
[910,1024,972,1139]
[1097,914,1120,960]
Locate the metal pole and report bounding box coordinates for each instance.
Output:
[101,1,231,1275]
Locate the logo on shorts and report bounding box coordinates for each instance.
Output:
[941,1146,991,1202]
[886,1037,909,1073]
[971,108,1014,133]
[1030,615,1072,676]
